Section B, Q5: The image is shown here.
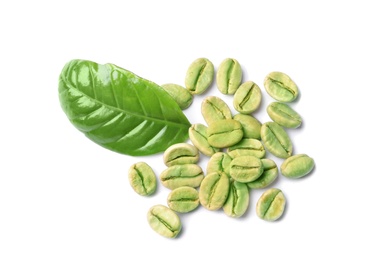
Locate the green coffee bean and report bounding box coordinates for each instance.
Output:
[167,186,200,213]
[256,188,286,221]
[223,181,249,218]
[185,58,214,95]
[281,154,314,179]
[207,119,243,148]
[189,123,220,156]
[201,96,232,125]
[263,71,299,102]
[247,159,278,189]
[260,122,292,158]
[160,164,204,190]
[206,152,232,177]
[229,155,264,183]
[267,102,302,128]
[233,81,262,114]
[147,205,181,238]
[217,58,242,95]
[233,114,262,140]
[199,172,230,210]
[128,162,157,196]
[161,83,193,110]
[163,143,199,167]
[227,138,265,159]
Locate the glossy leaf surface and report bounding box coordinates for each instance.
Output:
[59,59,191,156]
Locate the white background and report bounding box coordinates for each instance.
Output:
[1,0,389,259]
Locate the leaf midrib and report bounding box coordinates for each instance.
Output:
[63,76,190,130]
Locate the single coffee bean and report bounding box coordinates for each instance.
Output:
[128,162,157,196]
[216,58,242,95]
[201,96,232,125]
[247,159,278,189]
[223,181,249,218]
[229,155,264,183]
[167,186,200,213]
[267,102,302,128]
[281,154,315,179]
[233,81,262,114]
[207,119,243,148]
[163,143,199,167]
[206,152,232,177]
[256,188,286,221]
[260,122,292,158]
[147,205,181,238]
[161,83,193,110]
[233,113,262,140]
[263,71,299,102]
[227,138,266,159]
[185,58,214,95]
[189,123,220,156]
[199,172,230,210]
[160,164,204,190]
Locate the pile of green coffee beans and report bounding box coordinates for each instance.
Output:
[128,58,315,238]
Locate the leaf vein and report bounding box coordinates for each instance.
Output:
[88,63,97,99]
[133,83,147,115]
[109,71,120,109]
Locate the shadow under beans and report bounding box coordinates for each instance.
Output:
[290,89,301,103]
[302,163,316,179]
[174,224,185,239]
[296,117,305,130]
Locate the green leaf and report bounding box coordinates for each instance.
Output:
[59,59,191,156]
